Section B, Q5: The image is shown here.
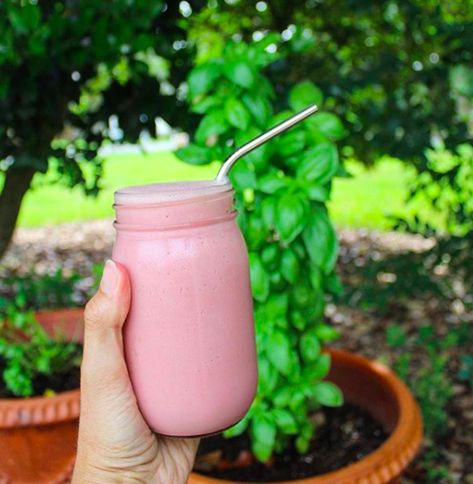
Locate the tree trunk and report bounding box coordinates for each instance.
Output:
[0,167,36,260]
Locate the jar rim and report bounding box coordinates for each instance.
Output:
[114,179,232,206]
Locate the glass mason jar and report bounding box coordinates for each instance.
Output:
[112,180,257,437]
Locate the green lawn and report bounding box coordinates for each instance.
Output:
[329,158,414,230]
[18,151,412,230]
[18,152,220,227]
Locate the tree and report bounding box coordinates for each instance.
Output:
[187,0,472,166]
[0,0,204,258]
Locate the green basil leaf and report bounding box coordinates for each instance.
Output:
[269,271,285,291]
[275,193,309,243]
[271,110,294,125]
[290,310,306,330]
[259,172,288,194]
[249,252,270,302]
[273,386,292,407]
[229,162,257,189]
[188,62,221,98]
[300,331,321,362]
[289,388,305,413]
[242,93,270,126]
[302,206,338,273]
[261,197,277,227]
[261,244,279,267]
[272,408,298,434]
[251,413,276,462]
[225,97,250,130]
[309,266,322,291]
[324,271,343,296]
[289,81,323,111]
[280,249,300,284]
[307,184,330,202]
[292,284,312,309]
[267,330,291,375]
[297,143,339,185]
[191,96,219,114]
[258,357,279,394]
[296,422,315,453]
[304,353,331,380]
[225,60,255,88]
[313,381,343,407]
[223,411,251,437]
[296,435,311,454]
[265,293,289,320]
[246,215,266,250]
[195,110,227,144]
[310,112,346,140]
[175,145,211,165]
[314,324,340,342]
[278,130,306,157]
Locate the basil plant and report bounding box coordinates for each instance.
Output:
[177,38,345,461]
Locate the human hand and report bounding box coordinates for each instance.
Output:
[72,260,199,483]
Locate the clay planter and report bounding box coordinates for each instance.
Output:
[0,308,83,483]
[190,349,423,484]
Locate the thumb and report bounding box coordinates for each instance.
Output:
[81,259,131,396]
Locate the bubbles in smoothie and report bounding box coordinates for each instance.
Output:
[114,179,230,205]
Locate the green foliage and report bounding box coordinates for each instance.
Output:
[0,297,81,398]
[2,269,80,310]
[397,143,473,236]
[190,0,472,166]
[386,324,455,438]
[387,322,472,482]
[177,39,343,462]
[0,1,204,257]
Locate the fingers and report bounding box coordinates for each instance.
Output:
[84,259,130,337]
[81,259,131,394]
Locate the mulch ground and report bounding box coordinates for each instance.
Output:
[1,221,472,483]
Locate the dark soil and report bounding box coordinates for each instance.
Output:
[195,403,387,481]
[0,355,81,399]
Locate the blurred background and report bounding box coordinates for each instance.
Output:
[0,1,472,482]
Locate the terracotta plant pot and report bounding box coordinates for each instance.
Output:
[190,349,423,484]
[0,308,83,483]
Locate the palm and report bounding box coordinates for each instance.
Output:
[77,330,199,483]
[73,262,199,484]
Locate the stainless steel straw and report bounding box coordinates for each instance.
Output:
[216,104,318,181]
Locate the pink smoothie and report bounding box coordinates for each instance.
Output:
[113,180,257,436]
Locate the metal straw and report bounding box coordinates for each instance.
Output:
[216,104,318,181]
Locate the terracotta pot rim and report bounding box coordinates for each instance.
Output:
[0,308,83,428]
[34,307,84,317]
[189,348,423,484]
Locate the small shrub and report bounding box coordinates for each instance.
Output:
[386,323,461,483]
[1,269,81,310]
[397,143,473,236]
[387,324,454,438]
[0,298,81,398]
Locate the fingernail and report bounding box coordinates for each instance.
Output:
[101,260,118,295]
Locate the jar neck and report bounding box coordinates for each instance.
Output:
[114,190,235,232]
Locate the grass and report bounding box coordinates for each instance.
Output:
[329,157,414,230]
[18,152,220,227]
[17,152,412,230]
